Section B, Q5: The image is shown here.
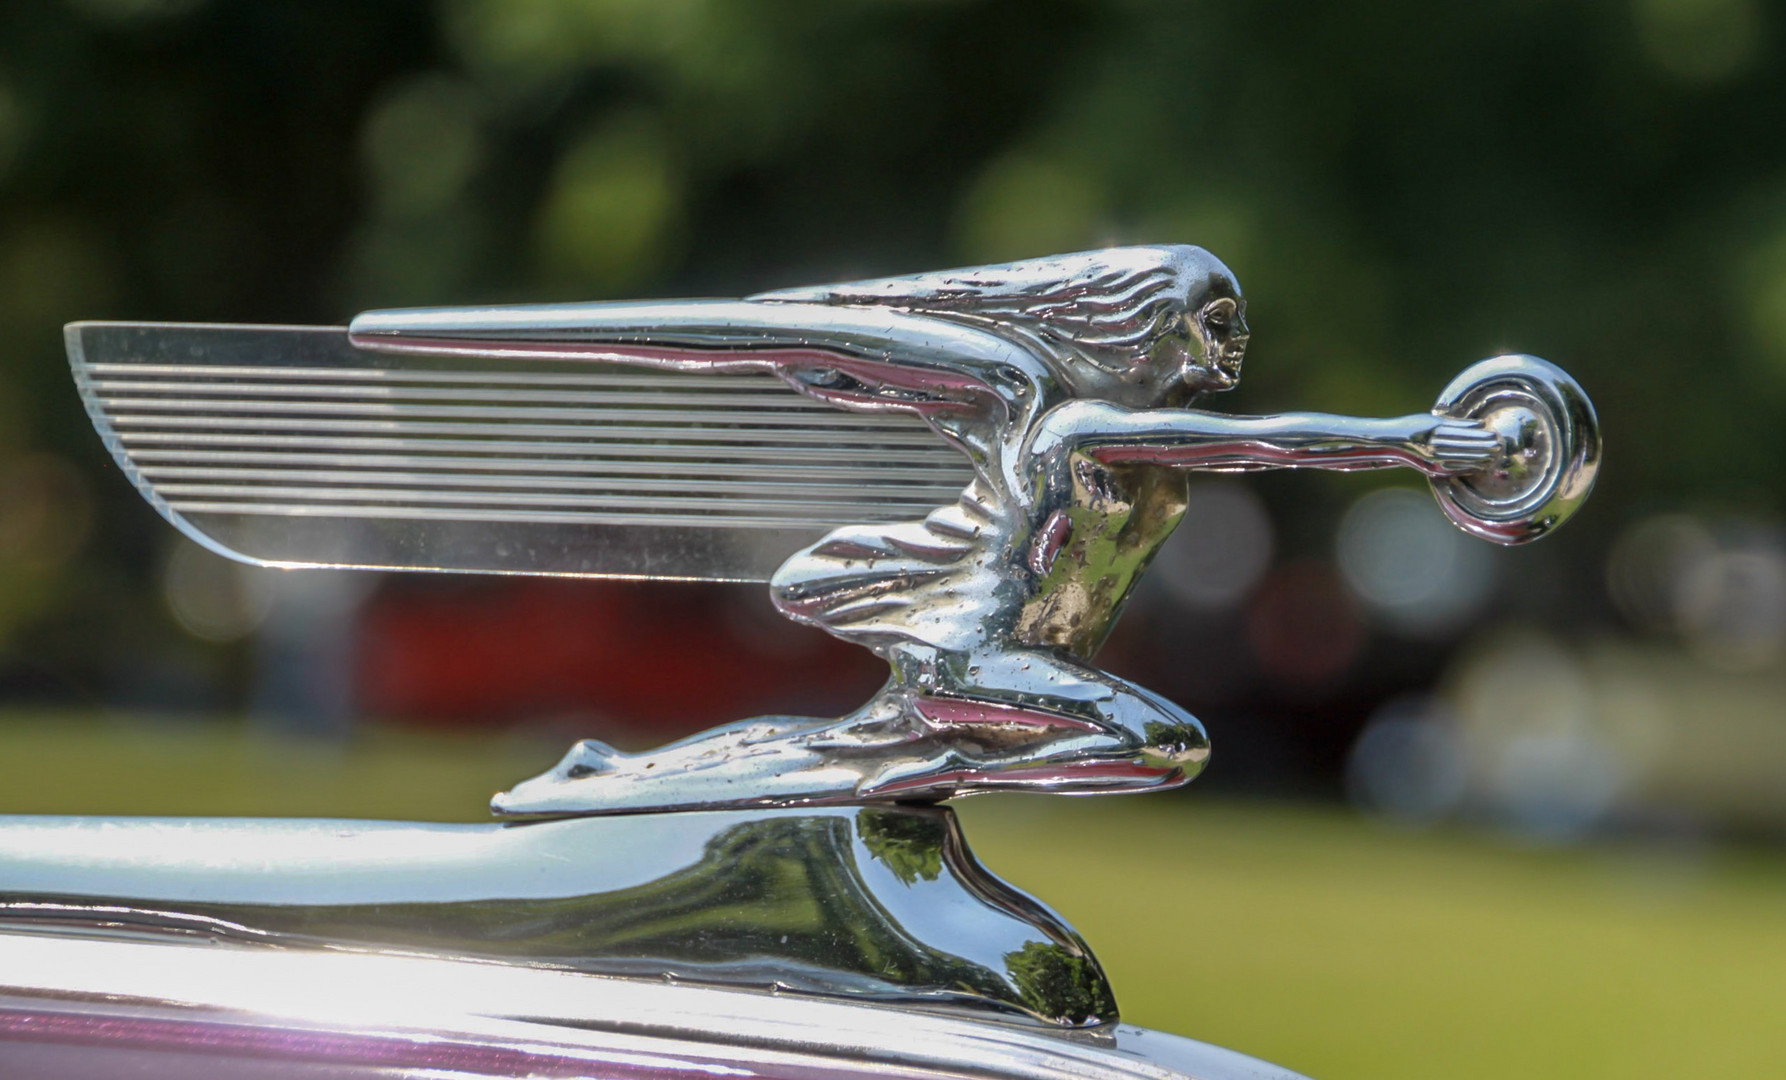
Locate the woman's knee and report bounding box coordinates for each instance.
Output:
[940,649,1209,772]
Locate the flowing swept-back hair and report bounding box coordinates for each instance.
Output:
[754,245,1237,375]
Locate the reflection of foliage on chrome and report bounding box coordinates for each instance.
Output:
[856,808,944,885]
[22,809,1108,1025]
[1005,940,1118,1028]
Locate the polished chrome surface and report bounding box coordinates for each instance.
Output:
[0,806,1111,1028]
[1428,354,1600,543]
[0,930,1309,1080]
[448,247,1596,813]
[65,245,1600,811]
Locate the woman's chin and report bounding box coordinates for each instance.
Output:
[1185,366,1239,393]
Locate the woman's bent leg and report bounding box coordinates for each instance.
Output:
[855,646,1210,798]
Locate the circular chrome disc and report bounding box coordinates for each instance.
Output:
[1430,355,1600,545]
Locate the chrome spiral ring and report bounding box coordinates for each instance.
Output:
[1430,354,1600,545]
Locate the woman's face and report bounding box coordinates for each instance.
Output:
[1183,293,1249,393]
[1129,287,1248,407]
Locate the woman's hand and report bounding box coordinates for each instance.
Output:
[1400,414,1500,475]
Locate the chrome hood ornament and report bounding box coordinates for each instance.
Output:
[67,245,1600,815]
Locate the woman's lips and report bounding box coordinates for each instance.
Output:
[1215,347,1245,379]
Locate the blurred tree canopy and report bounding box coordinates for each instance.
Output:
[0,0,1783,703]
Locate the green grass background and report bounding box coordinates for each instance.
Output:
[3,714,1783,1079]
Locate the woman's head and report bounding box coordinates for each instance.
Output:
[1118,245,1249,405]
[756,243,1249,407]
[924,244,1249,407]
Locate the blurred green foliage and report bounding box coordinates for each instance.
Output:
[964,794,1786,1080]
[0,0,1783,693]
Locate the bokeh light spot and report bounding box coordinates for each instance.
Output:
[1633,0,1762,84]
[1609,513,1786,668]
[445,0,584,78]
[1675,542,1786,670]
[1337,487,1495,636]
[954,155,1106,263]
[1745,230,1786,378]
[1606,513,1719,632]
[1489,729,1626,840]
[1150,480,1273,610]
[1346,697,1468,825]
[535,120,683,293]
[1450,631,1625,838]
[360,75,486,221]
[1244,560,1365,686]
[445,0,709,87]
[163,540,276,644]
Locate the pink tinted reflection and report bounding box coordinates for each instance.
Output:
[913,694,1104,734]
[0,1007,876,1080]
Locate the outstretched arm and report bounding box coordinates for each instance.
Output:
[1031,400,1499,477]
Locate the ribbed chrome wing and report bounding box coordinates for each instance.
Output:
[67,322,973,581]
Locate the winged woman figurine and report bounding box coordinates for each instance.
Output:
[68,244,1598,815]
[336,244,1587,813]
